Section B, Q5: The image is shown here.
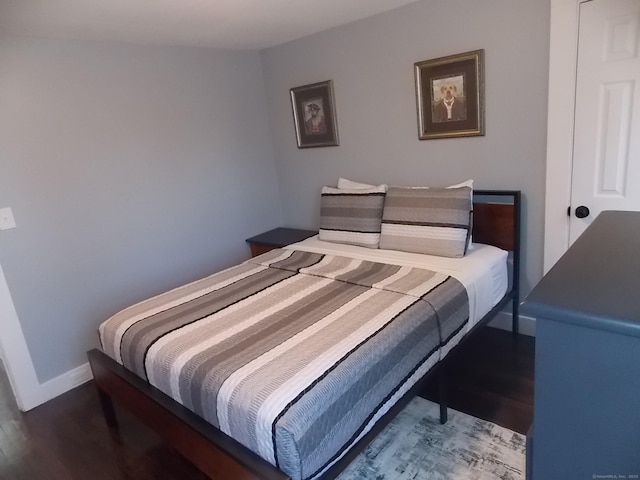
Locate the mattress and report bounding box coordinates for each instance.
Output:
[98,243,506,480]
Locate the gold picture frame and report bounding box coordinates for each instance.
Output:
[290,80,339,148]
[415,49,485,140]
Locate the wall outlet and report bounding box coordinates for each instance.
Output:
[0,208,16,230]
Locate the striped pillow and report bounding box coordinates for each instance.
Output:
[379,186,472,257]
[319,185,386,248]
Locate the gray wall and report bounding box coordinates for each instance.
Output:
[0,0,550,383]
[261,0,550,296]
[0,36,283,382]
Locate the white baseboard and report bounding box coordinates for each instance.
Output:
[488,311,536,337]
[24,362,94,411]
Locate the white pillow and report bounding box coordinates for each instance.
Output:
[338,177,472,192]
[337,177,388,191]
[395,179,474,191]
[447,179,474,190]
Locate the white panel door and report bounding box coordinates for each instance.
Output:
[570,0,640,244]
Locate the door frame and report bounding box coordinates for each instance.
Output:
[544,0,584,272]
[0,261,41,410]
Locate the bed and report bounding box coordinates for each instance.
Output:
[88,189,521,480]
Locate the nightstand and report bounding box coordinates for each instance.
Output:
[245,227,317,257]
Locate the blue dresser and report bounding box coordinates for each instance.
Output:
[522,211,640,479]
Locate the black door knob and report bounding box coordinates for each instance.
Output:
[575,206,590,218]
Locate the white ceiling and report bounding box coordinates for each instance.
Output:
[0,0,421,50]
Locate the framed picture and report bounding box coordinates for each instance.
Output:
[414,49,485,140]
[290,80,339,148]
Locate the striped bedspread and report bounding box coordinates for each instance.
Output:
[99,249,469,480]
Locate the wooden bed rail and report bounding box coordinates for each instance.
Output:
[88,349,290,480]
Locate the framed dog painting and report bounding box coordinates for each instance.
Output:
[414,50,485,140]
[290,80,339,148]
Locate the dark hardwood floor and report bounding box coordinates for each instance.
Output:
[0,327,534,479]
[420,326,535,435]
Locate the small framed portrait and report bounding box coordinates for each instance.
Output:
[414,50,485,140]
[290,80,339,148]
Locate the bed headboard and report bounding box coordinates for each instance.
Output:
[472,190,521,253]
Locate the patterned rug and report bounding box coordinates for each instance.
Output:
[337,397,526,480]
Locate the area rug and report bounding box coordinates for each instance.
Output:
[337,397,526,480]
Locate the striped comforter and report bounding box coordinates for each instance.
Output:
[99,248,469,480]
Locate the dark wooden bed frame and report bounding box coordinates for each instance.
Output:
[87,190,521,480]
